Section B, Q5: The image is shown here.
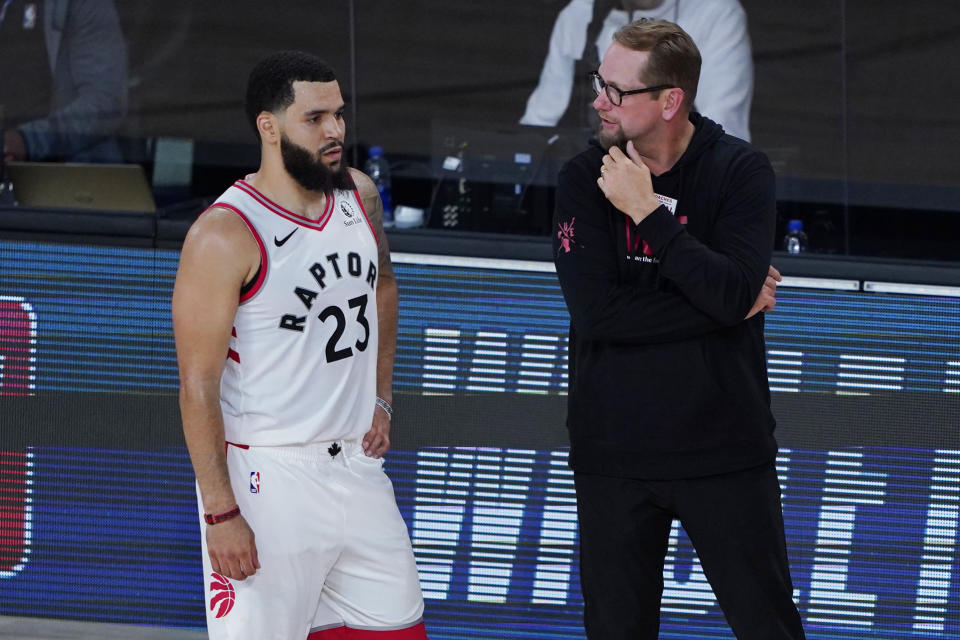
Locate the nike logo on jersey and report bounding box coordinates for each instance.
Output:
[274,228,297,246]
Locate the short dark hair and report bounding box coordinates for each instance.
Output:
[613,20,701,111]
[245,50,337,137]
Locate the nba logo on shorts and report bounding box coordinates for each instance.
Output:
[209,572,236,618]
[250,471,260,494]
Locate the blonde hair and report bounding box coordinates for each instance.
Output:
[612,19,701,111]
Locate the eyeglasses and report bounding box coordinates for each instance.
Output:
[590,72,674,107]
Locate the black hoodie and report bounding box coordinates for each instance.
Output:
[553,114,778,479]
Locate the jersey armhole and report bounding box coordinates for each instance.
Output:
[208,202,268,302]
[353,189,379,247]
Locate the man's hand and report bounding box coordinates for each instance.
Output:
[3,130,26,163]
[597,141,661,224]
[362,406,391,458]
[745,265,782,319]
[207,515,260,581]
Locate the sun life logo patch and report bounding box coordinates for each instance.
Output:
[342,201,361,227]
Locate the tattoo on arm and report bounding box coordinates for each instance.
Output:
[362,186,395,281]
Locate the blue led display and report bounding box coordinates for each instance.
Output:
[0,447,957,638]
[1,241,959,396]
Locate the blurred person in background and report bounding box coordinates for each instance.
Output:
[1,0,127,163]
[522,0,753,140]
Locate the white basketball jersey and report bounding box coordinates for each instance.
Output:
[213,179,380,446]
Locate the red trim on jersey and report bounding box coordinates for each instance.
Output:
[209,202,268,303]
[353,188,379,247]
[231,327,237,337]
[226,348,240,363]
[308,628,347,639]
[307,622,427,639]
[234,180,334,231]
[225,441,249,451]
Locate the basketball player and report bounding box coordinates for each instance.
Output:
[172,51,428,639]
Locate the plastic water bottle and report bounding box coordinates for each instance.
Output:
[783,219,809,254]
[364,146,394,227]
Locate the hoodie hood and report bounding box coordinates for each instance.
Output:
[662,112,725,176]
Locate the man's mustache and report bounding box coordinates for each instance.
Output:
[318,141,344,154]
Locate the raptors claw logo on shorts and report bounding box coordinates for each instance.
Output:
[209,572,236,618]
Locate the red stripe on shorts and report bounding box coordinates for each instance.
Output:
[308,622,427,639]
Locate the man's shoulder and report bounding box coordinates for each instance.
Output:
[715,133,772,173]
[348,167,374,197]
[188,205,255,242]
[693,117,770,173]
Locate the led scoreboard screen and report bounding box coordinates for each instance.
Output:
[0,239,958,639]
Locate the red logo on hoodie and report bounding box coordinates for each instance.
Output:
[557,218,576,254]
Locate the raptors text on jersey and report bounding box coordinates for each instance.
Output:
[212,180,380,446]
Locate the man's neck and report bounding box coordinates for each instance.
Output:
[247,162,329,221]
[634,117,695,176]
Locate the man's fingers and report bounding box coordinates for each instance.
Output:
[625,140,646,166]
[219,559,243,581]
[768,265,782,282]
[363,428,381,455]
[601,154,616,174]
[210,552,247,580]
[207,518,259,580]
[366,434,389,458]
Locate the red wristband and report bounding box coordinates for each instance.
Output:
[204,505,241,525]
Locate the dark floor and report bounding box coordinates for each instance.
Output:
[0,616,205,640]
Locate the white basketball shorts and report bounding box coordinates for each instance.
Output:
[197,439,426,639]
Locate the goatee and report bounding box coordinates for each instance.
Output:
[597,127,628,154]
[280,134,354,194]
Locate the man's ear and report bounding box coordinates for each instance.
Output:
[661,88,686,122]
[257,112,279,145]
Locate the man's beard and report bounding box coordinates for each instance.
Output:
[280,134,354,194]
[597,125,628,154]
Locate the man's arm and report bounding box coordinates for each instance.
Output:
[352,169,397,458]
[172,207,260,581]
[555,158,730,344]
[637,153,777,324]
[598,142,777,326]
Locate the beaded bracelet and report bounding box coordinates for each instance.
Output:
[375,396,393,420]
